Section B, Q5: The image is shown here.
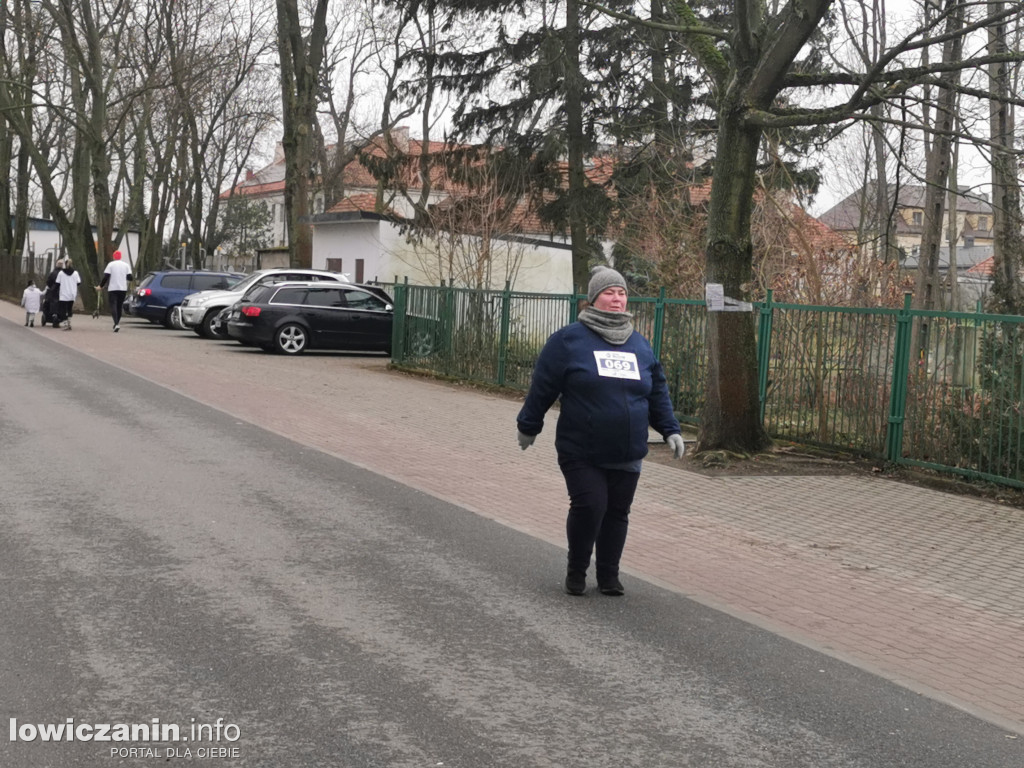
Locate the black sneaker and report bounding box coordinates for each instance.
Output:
[564,570,586,596]
[598,577,624,596]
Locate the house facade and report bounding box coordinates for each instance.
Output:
[223,129,582,293]
[227,131,853,298]
[819,183,994,262]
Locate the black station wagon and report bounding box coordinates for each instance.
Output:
[226,281,399,355]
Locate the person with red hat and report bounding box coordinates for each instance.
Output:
[97,250,133,332]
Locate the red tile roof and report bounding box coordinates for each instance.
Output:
[226,135,841,247]
[324,193,402,218]
[967,256,993,275]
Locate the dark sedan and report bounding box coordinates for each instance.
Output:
[226,281,396,355]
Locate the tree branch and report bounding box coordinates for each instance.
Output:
[746,0,834,104]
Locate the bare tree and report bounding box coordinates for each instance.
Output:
[275,0,329,268]
[912,0,965,363]
[988,0,1024,314]
[0,0,39,290]
[404,154,532,288]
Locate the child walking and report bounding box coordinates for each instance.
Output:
[21,280,43,327]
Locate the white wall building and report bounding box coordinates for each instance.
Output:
[224,130,580,293]
[20,217,142,275]
[308,196,575,292]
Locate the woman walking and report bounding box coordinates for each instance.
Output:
[516,266,685,596]
[55,258,82,330]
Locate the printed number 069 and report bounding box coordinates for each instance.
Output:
[605,359,630,370]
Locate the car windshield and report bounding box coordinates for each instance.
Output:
[226,271,266,294]
[242,285,275,303]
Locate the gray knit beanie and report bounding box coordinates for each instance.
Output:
[587,265,628,304]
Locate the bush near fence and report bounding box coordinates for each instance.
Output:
[389,284,1024,489]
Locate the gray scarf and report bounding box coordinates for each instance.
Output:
[578,306,634,345]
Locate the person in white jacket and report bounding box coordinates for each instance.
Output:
[55,259,82,331]
[96,250,133,332]
[20,280,43,327]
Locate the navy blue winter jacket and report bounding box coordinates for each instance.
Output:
[516,322,681,465]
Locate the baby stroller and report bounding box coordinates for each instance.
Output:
[40,283,62,327]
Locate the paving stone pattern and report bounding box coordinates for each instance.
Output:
[8,301,1022,735]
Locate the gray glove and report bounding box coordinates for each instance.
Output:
[517,431,536,451]
[666,433,685,459]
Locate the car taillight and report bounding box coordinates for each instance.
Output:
[240,306,261,317]
[138,288,151,297]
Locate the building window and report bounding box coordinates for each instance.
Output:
[978,216,988,231]
[912,211,923,226]
[326,258,342,273]
[355,259,364,283]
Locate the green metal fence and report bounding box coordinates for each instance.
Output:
[390,283,1024,489]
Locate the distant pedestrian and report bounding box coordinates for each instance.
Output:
[42,259,64,327]
[516,266,685,596]
[97,250,133,332]
[21,280,43,327]
[55,258,81,331]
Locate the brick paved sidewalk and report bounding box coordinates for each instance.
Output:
[6,300,1023,735]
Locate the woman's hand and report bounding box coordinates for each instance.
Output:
[666,434,685,459]
[517,431,536,451]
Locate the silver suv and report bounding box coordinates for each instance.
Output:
[177,268,350,338]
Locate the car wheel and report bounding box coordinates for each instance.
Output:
[274,323,308,355]
[410,330,434,356]
[200,309,225,339]
[162,306,179,329]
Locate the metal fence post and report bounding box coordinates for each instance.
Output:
[756,289,774,423]
[886,293,914,463]
[391,282,407,361]
[442,282,456,376]
[497,281,512,387]
[652,286,666,358]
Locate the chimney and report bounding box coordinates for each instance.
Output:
[392,126,410,153]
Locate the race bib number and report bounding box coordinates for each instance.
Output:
[593,350,641,380]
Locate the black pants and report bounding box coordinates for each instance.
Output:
[58,300,74,323]
[558,459,641,579]
[108,290,127,325]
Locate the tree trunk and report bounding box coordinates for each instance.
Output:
[276,0,329,269]
[947,138,961,311]
[564,0,591,295]
[988,0,1024,314]
[0,116,13,292]
[911,2,962,363]
[871,112,897,275]
[698,112,772,453]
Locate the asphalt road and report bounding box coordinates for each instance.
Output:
[1,317,1021,767]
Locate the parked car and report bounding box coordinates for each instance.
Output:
[208,305,235,339]
[176,268,351,338]
[128,270,245,328]
[226,281,414,355]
